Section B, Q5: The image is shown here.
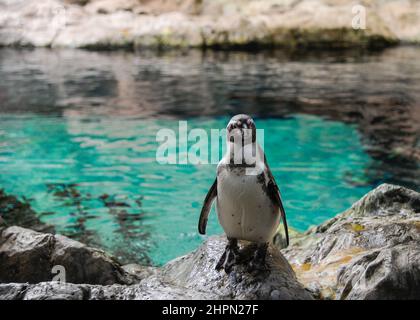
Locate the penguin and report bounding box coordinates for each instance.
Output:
[198,114,289,273]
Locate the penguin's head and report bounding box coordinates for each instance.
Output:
[226,114,256,146]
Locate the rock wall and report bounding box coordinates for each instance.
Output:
[1,0,420,49]
[283,184,420,299]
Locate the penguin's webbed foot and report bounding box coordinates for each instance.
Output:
[247,243,269,273]
[216,238,239,274]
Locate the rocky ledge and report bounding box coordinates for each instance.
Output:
[283,183,420,299]
[0,183,419,300]
[0,225,312,300]
[1,0,420,49]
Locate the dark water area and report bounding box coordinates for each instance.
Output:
[0,47,419,265]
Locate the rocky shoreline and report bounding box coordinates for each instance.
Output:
[1,183,419,300]
[1,0,420,50]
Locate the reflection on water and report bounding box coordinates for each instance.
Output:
[0,47,418,189]
[0,47,419,265]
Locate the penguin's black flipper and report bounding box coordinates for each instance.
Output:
[264,156,290,247]
[269,180,289,247]
[198,178,217,235]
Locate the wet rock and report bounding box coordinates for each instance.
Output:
[0,234,312,300]
[160,235,313,300]
[0,226,134,285]
[282,184,420,299]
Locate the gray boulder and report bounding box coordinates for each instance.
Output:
[0,226,135,285]
[0,280,211,300]
[282,184,420,299]
[0,235,313,300]
[160,235,313,300]
[337,243,420,300]
[0,283,27,300]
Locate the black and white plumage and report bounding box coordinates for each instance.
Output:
[198,114,289,273]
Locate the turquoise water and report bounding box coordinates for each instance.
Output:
[0,114,372,265]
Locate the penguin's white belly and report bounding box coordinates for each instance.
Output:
[216,171,280,243]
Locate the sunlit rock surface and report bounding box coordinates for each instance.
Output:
[282,184,420,299]
[3,0,420,49]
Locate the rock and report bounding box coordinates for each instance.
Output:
[378,0,420,44]
[282,184,420,299]
[23,281,86,300]
[0,227,56,284]
[3,0,419,49]
[1,183,418,300]
[160,235,313,300]
[337,243,420,300]
[122,263,158,280]
[273,225,301,250]
[0,283,27,300]
[0,234,313,300]
[0,226,134,285]
[344,183,420,218]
